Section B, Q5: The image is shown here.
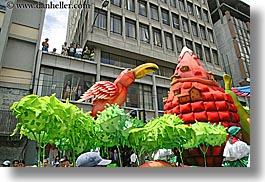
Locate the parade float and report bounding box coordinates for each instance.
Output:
[10,48,250,167]
[163,47,250,167]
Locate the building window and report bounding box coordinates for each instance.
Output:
[195,43,202,60]
[150,4,159,21]
[187,2,194,16]
[94,9,107,30]
[203,9,209,22]
[208,28,214,42]
[165,32,173,50]
[110,14,122,35]
[212,49,219,65]
[157,87,169,111]
[175,36,183,54]
[195,6,202,19]
[182,17,189,33]
[191,21,198,37]
[126,83,140,108]
[200,25,206,40]
[111,0,121,7]
[138,0,147,17]
[153,28,162,47]
[140,23,150,43]
[185,39,193,50]
[170,0,176,8]
[172,13,180,29]
[155,66,174,77]
[161,9,170,26]
[204,46,211,63]
[141,85,153,110]
[125,0,135,12]
[178,0,185,12]
[39,67,95,101]
[125,19,136,39]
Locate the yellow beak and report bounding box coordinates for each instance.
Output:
[133,63,159,79]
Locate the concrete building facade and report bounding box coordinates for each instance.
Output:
[58,0,225,120]
[0,0,47,164]
[207,0,250,87]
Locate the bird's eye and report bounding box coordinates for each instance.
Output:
[127,68,132,71]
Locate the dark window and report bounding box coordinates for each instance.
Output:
[172,13,180,29]
[161,9,170,25]
[175,36,183,53]
[195,43,202,59]
[212,49,219,65]
[140,23,150,43]
[157,87,169,111]
[110,14,122,34]
[94,9,107,30]
[195,6,202,19]
[125,19,136,39]
[182,17,189,33]
[187,2,194,16]
[138,0,147,17]
[200,25,206,40]
[153,28,162,47]
[185,39,193,50]
[203,9,209,22]
[111,0,121,7]
[178,0,185,12]
[150,4,159,21]
[208,28,214,42]
[170,0,176,8]
[191,21,198,37]
[125,0,135,11]
[204,46,211,63]
[165,32,173,50]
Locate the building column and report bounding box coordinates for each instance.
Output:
[152,74,158,118]
[95,48,101,81]
[0,0,15,68]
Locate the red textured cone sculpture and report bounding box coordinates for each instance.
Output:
[163,47,241,167]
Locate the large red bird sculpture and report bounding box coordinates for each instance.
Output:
[79,63,158,117]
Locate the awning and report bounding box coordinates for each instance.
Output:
[231,86,250,98]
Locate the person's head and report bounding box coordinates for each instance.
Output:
[18,159,25,167]
[52,48,57,52]
[43,159,48,167]
[228,126,242,140]
[64,159,71,167]
[55,156,59,161]
[59,158,65,167]
[1,160,11,167]
[76,152,112,167]
[64,42,67,45]
[45,38,49,42]
[77,44,81,48]
[12,160,19,167]
[70,43,74,47]
[114,149,117,153]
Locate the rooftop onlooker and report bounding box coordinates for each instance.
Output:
[12,159,19,167]
[1,160,11,167]
[42,38,49,52]
[67,43,76,57]
[75,44,83,59]
[61,42,68,55]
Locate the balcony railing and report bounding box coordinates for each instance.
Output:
[0,110,20,135]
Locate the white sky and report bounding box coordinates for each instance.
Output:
[40,0,70,53]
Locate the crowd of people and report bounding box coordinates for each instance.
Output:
[41,38,94,61]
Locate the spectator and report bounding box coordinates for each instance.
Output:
[89,49,95,61]
[1,160,11,167]
[67,43,76,57]
[62,81,71,99]
[75,44,83,58]
[82,46,90,60]
[52,156,60,167]
[42,159,49,167]
[52,48,57,54]
[76,152,112,167]
[75,85,83,101]
[64,159,72,167]
[222,126,250,167]
[59,158,65,167]
[18,159,25,167]
[111,149,120,167]
[130,151,138,167]
[42,38,49,51]
[12,159,19,167]
[61,42,68,55]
